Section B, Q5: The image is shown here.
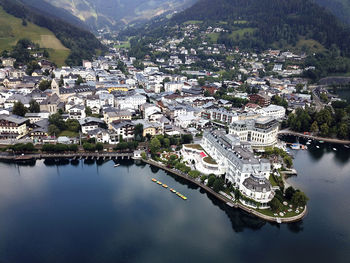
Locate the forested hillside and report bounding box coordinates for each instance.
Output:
[315,0,350,25]
[170,0,350,54]
[0,0,104,65]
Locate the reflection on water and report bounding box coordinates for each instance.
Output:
[0,146,349,263]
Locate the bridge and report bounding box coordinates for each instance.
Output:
[278,130,350,145]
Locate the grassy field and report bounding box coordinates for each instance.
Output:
[229,27,256,40]
[59,130,79,138]
[207,32,220,43]
[183,20,203,25]
[0,6,69,66]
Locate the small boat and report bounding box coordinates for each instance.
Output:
[157,181,162,185]
[306,142,311,145]
[316,145,320,149]
[170,188,176,193]
[114,164,120,167]
[151,178,157,182]
[345,145,350,149]
[319,140,324,143]
[333,148,337,151]
[162,184,168,188]
[181,196,187,200]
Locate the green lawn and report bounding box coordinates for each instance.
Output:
[203,156,217,165]
[207,32,220,43]
[229,28,256,40]
[59,130,79,138]
[183,20,203,25]
[0,6,69,66]
[184,144,203,150]
[269,174,279,187]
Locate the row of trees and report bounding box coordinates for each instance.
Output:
[42,143,78,153]
[12,100,40,116]
[287,105,350,139]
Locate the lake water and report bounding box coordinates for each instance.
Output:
[336,88,350,102]
[0,142,349,263]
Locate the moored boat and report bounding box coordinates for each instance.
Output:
[162,184,168,188]
[151,178,157,182]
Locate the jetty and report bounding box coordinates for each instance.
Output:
[0,152,133,162]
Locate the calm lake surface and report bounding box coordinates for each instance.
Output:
[0,142,349,263]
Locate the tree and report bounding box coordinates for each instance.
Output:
[12,101,27,116]
[181,134,193,144]
[285,186,296,200]
[188,170,200,179]
[39,80,51,91]
[66,119,80,132]
[269,197,283,212]
[163,138,170,148]
[207,175,216,187]
[96,143,104,152]
[213,178,225,192]
[310,121,319,133]
[49,113,66,131]
[320,123,329,137]
[150,137,161,155]
[48,124,60,136]
[85,106,92,117]
[22,19,27,26]
[198,78,205,86]
[75,75,85,85]
[83,142,96,152]
[28,100,40,113]
[291,191,308,207]
[25,61,41,75]
[338,123,348,139]
[134,124,144,141]
[69,144,78,152]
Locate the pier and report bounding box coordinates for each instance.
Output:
[0,152,133,162]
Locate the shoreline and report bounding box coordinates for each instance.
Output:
[0,151,307,223]
[141,158,307,224]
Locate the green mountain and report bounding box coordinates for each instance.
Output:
[129,0,350,55]
[314,0,350,25]
[42,0,197,30]
[0,6,70,66]
[0,0,104,65]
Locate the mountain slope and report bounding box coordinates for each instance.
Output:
[314,0,350,25]
[0,6,70,66]
[0,0,104,65]
[21,0,88,29]
[44,0,197,30]
[166,0,350,54]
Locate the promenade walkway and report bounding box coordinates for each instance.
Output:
[142,159,307,223]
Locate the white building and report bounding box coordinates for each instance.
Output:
[164,82,184,93]
[258,105,286,120]
[115,94,146,110]
[79,117,105,134]
[229,117,279,151]
[0,114,28,139]
[68,105,86,120]
[201,130,273,206]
